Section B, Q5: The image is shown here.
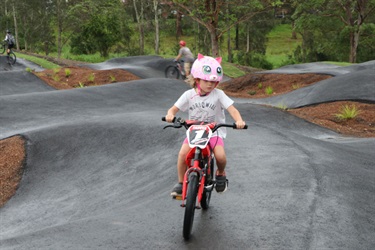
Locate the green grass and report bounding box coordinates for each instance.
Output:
[15,53,60,69]
[322,61,352,66]
[221,61,246,78]
[266,24,302,68]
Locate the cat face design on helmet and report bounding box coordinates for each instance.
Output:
[191,53,223,82]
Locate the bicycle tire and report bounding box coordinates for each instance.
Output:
[8,52,16,65]
[183,173,198,240]
[165,65,180,79]
[201,157,214,210]
[0,43,5,54]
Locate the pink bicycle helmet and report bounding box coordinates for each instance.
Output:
[179,40,186,46]
[191,53,223,82]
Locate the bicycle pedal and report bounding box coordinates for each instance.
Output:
[172,195,183,200]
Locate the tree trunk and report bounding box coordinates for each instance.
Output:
[176,11,183,38]
[227,29,231,62]
[57,0,62,59]
[153,0,159,55]
[246,24,250,53]
[291,21,297,39]
[226,1,231,62]
[235,24,239,50]
[349,30,360,63]
[133,0,145,55]
[12,4,19,51]
[210,30,219,57]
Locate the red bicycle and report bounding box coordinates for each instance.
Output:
[162,117,247,239]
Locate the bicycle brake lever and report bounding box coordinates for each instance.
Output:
[163,125,175,129]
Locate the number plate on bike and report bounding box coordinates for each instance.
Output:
[186,125,212,149]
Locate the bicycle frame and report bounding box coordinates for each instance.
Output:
[180,123,214,208]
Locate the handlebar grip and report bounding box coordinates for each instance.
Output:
[232,123,248,129]
[161,117,176,122]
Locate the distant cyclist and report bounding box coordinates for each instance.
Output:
[174,40,195,79]
[4,29,15,55]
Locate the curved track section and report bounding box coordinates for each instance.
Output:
[0,57,374,249]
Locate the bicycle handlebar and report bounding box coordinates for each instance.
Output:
[162,117,248,132]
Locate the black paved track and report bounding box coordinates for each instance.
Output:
[0,56,374,250]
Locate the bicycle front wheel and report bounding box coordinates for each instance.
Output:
[8,52,16,65]
[165,65,180,79]
[201,157,214,210]
[183,173,199,240]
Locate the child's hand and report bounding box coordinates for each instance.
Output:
[235,120,246,129]
[165,114,175,123]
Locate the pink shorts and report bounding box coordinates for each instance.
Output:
[183,136,224,148]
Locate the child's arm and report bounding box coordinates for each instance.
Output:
[165,105,180,123]
[227,105,246,129]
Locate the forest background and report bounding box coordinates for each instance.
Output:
[1,0,375,70]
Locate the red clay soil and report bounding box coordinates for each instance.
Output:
[1,63,374,207]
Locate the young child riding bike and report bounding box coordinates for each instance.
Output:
[165,53,246,197]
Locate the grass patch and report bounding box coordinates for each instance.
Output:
[335,104,360,120]
[65,68,71,77]
[266,24,302,68]
[265,86,274,95]
[276,103,288,110]
[322,61,353,67]
[88,73,95,82]
[110,75,116,82]
[16,53,60,69]
[221,61,246,78]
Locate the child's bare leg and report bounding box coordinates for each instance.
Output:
[177,143,190,182]
[213,146,227,175]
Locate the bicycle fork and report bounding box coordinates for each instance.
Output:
[180,148,206,209]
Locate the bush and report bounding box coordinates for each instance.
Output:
[236,51,273,70]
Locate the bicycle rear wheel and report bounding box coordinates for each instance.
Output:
[183,173,198,240]
[201,157,214,210]
[165,65,180,79]
[8,52,16,65]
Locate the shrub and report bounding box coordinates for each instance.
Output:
[265,86,274,95]
[335,104,360,120]
[65,68,71,77]
[236,51,273,70]
[88,73,95,82]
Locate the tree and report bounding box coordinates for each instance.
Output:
[170,0,279,56]
[70,0,123,57]
[292,0,375,63]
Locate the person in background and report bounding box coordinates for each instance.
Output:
[174,40,195,79]
[4,29,15,55]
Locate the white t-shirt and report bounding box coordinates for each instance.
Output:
[174,88,234,138]
[178,47,195,63]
